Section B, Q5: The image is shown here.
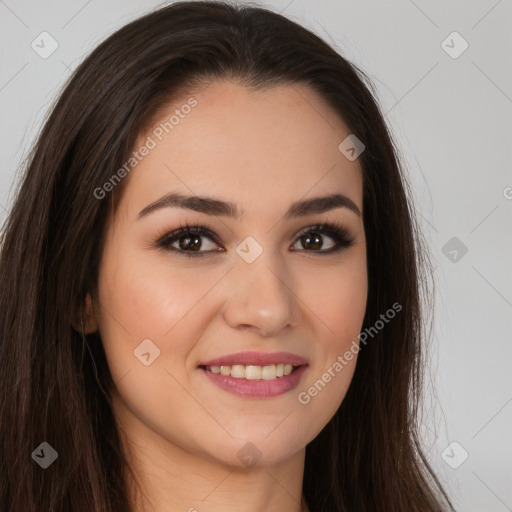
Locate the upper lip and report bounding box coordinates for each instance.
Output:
[199,351,308,367]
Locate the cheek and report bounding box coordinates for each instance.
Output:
[300,251,368,343]
[291,255,367,438]
[99,256,193,334]
[95,249,227,453]
[95,245,228,379]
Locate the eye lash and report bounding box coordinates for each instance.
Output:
[155,221,355,258]
[294,221,356,254]
[155,222,220,258]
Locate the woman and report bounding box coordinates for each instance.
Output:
[0,1,456,511]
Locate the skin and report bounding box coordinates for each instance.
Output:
[81,80,368,512]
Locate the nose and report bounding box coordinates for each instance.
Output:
[221,248,302,337]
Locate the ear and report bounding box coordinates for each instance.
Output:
[72,292,99,334]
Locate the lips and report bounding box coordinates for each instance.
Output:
[200,362,309,398]
[198,350,308,367]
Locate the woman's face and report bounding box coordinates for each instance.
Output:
[89,80,367,468]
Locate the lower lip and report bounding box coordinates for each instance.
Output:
[199,365,308,398]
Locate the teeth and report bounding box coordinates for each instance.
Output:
[260,365,274,380]
[206,363,298,379]
[231,365,246,378]
[245,365,262,380]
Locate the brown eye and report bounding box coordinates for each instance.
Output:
[157,222,355,259]
[297,232,329,251]
[177,233,202,252]
[291,223,355,254]
[157,224,222,258]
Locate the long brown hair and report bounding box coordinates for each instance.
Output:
[0,1,455,510]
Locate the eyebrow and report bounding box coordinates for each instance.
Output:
[137,192,361,220]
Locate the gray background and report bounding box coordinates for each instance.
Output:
[1,1,511,510]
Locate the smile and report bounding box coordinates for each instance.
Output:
[204,363,297,380]
[199,364,308,398]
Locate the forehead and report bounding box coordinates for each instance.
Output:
[118,81,363,222]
